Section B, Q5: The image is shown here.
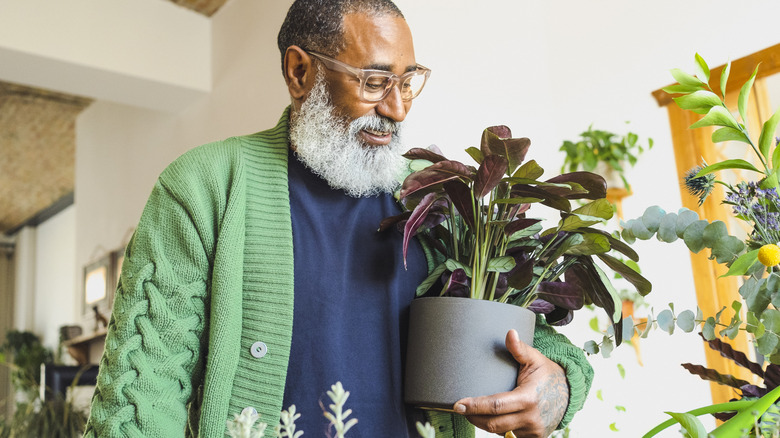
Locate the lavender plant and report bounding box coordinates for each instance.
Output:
[381,126,652,338]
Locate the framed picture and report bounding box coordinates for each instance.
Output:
[82,255,111,331]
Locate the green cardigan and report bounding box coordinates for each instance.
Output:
[84,108,592,437]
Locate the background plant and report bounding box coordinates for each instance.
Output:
[381,126,652,338]
[559,125,653,191]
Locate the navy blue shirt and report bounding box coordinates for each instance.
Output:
[282,149,428,437]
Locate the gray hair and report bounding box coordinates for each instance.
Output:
[277,0,404,65]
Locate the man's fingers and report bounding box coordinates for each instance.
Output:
[505,329,539,366]
[454,389,531,416]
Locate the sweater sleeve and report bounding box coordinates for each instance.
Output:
[83,179,211,438]
[532,315,593,429]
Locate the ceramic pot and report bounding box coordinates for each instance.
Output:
[404,297,535,410]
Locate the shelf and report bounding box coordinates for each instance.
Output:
[63,329,107,365]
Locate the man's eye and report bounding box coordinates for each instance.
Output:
[365,81,385,90]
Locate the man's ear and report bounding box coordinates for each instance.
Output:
[283,46,315,103]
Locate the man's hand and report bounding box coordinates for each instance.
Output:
[453,329,569,437]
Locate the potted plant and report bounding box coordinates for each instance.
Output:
[612,53,780,436]
[559,125,653,191]
[381,125,652,409]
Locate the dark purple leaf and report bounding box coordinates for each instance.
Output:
[546,307,574,326]
[545,172,607,200]
[378,211,411,232]
[506,257,534,291]
[528,299,555,314]
[474,155,509,198]
[504,218,542,237]
[681,363,750,389]
[741,384,767,398]
[566,258,622,345]
[765,364,780,389]
[442,268,470,298]
[596,253,652,296]
[443,180,475,229]
[402,147,449,163]
[480,126,531,173]
[699,333,765,380]
[536,281,584,310]
[402,193,439,268]
[511,185,572,212]
[400,160,474,199]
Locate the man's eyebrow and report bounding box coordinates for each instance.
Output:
[365,63,419,73]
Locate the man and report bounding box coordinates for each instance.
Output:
[84,1,592,437]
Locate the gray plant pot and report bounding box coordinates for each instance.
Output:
[404,296,535,411]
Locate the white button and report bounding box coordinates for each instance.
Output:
[250,341,268,358]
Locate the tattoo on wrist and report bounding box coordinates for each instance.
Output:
[537,370,569,435]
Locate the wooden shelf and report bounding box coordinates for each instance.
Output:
[63,329,107,365]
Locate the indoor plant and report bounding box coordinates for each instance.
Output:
[615,53,780,437]
[382,125,652,407]
[559,125,653,191]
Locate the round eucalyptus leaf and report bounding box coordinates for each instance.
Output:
[657,212,679,243]
[642,206,666,233]
[676,310,696,333]
[682,220,709,253]
[675,208,700,238]
[657,309,675,334]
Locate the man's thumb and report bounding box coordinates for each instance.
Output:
[505,329,536,365]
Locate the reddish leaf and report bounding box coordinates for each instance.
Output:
[378,211,411,232]
[511,185,572,212]
[402,193,439,268]
[402,147,449,163]
[528,299,555,314]
[536,281,584,310]
[480,126,531,173]
[506,257,534,291]
[474,155,509,198]
[504,218,542,237]
[443,180,475,229]
[400,160,473,199]
[545,172,607,200]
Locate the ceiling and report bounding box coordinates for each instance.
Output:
[0,0,230,235]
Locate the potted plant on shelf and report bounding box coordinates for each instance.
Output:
[381,125,652,409]
[559,125,653,192]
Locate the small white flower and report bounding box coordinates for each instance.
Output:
[226,407,268,438]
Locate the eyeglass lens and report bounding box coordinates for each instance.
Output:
[363,72,427,102]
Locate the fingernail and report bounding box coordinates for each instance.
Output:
[453,403,466,414]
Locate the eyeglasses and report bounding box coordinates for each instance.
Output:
[305,50,431,102]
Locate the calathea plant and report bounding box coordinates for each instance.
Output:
[380,125,652,338]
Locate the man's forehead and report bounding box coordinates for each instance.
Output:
[339,12,416,73]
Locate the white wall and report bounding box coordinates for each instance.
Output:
[32,205,77,350]
[8,0,780,436]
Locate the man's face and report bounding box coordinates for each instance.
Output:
[319,13,417,147]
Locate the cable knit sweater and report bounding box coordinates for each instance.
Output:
[83,108,593,437]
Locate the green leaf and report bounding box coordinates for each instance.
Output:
[589,316,600,333]
[666,411,707,438]
[723,249,759,277]
[513,159,544,180]
[710,385,780,437]
[695,158,760,177]
[615,405,626,412]
[682,220,709,253]
[493,197,544,205]
[673,90,721,112]
[609,422,619,432]
[584,340,599,355]
[671,68,705,87]
[409,159,433,171]
[465,146,483,165]
[566,233,610,256]
[596,253,652,295]
[738,64,760,127]
[689,105,741,130]
[662,84,705,95]
[444,259,472,277]
[628,218,654,240]
[720,61,731,98]
[601,335,614,358]
[642,206,666,233]
[710,235,745,265]
[675,208,699,238]
[559,213,606,232]
[617,363,626,379]
[760,108,780,165]
[702,317,716,340]
[487,256,516,273]
[694,53,710,84]
[573,198,615,220]
[596,389,603,401]
[711,127,750,144]
[657,309,675,334]
[758,309,780,356]
[657,211,679,243]
[416,263,447,296]
[677,310,696,333]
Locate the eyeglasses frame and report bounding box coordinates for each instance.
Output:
[304,49,431,102]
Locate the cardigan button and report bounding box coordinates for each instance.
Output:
[250,341,268,358]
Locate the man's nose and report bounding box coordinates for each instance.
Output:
[376,85,408,123]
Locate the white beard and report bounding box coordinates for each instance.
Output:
[289,72,406,198]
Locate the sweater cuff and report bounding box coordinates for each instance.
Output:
[423,410,475,438]
[532,315,594,429]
